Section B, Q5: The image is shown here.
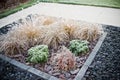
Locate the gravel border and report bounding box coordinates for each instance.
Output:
[0,58,43,80]
[0,32,107,80]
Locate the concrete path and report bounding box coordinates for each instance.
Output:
[0,3,120,28]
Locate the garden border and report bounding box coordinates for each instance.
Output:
[75,32,107,80]
[0,32,107,80]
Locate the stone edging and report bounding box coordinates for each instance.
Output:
[0,32,107,80]
[75,32,107,80]
[0,54,58,80]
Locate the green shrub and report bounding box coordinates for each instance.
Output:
[27,45,49,63]
[69,40,89,56]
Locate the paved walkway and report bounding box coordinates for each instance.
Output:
[0,3,120,28]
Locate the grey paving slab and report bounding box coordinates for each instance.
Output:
[0,3,120,28]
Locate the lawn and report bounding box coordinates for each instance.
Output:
[43,0,120,8]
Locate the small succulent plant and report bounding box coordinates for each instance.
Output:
[69,40,89,56]
[27,45,49,63]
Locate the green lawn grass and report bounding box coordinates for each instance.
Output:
[0,0,120,19]
[42,0,120,8]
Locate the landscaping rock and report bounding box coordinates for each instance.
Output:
[70,68,79,75]
[59,74,65,79]
[53,72,61,76]
[0,59,43,80]
[65,72,71,78]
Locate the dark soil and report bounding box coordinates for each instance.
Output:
[83,25,120,80]
[0,59,43,80]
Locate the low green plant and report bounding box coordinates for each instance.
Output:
[27,45,49,63]
[69,40,89,56]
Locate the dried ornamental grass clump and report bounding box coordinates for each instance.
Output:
[41,25,69,49]
[27,45,49,63]
[69,40,89,56]
[60,20,81,40]
[35,15,58,26]
[53,46,76,71]
[17,21,43,47]
[0,20,42,55]
[0,35,28,55]
[56,19,103,41]
[73,23,103,41]
[0,14,103,58]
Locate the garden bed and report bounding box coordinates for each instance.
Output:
[0,14,106,80]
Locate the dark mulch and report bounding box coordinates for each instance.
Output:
[83,25,120,80]
[0,59,44,80]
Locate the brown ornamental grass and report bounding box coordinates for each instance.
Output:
[73,22,103,41]
[0,19,42,55]
[0,15,103,55]
[41,24,69,49]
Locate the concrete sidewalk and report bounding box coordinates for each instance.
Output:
[0,3,120,28]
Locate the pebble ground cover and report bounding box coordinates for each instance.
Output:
[0,58,43,80]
